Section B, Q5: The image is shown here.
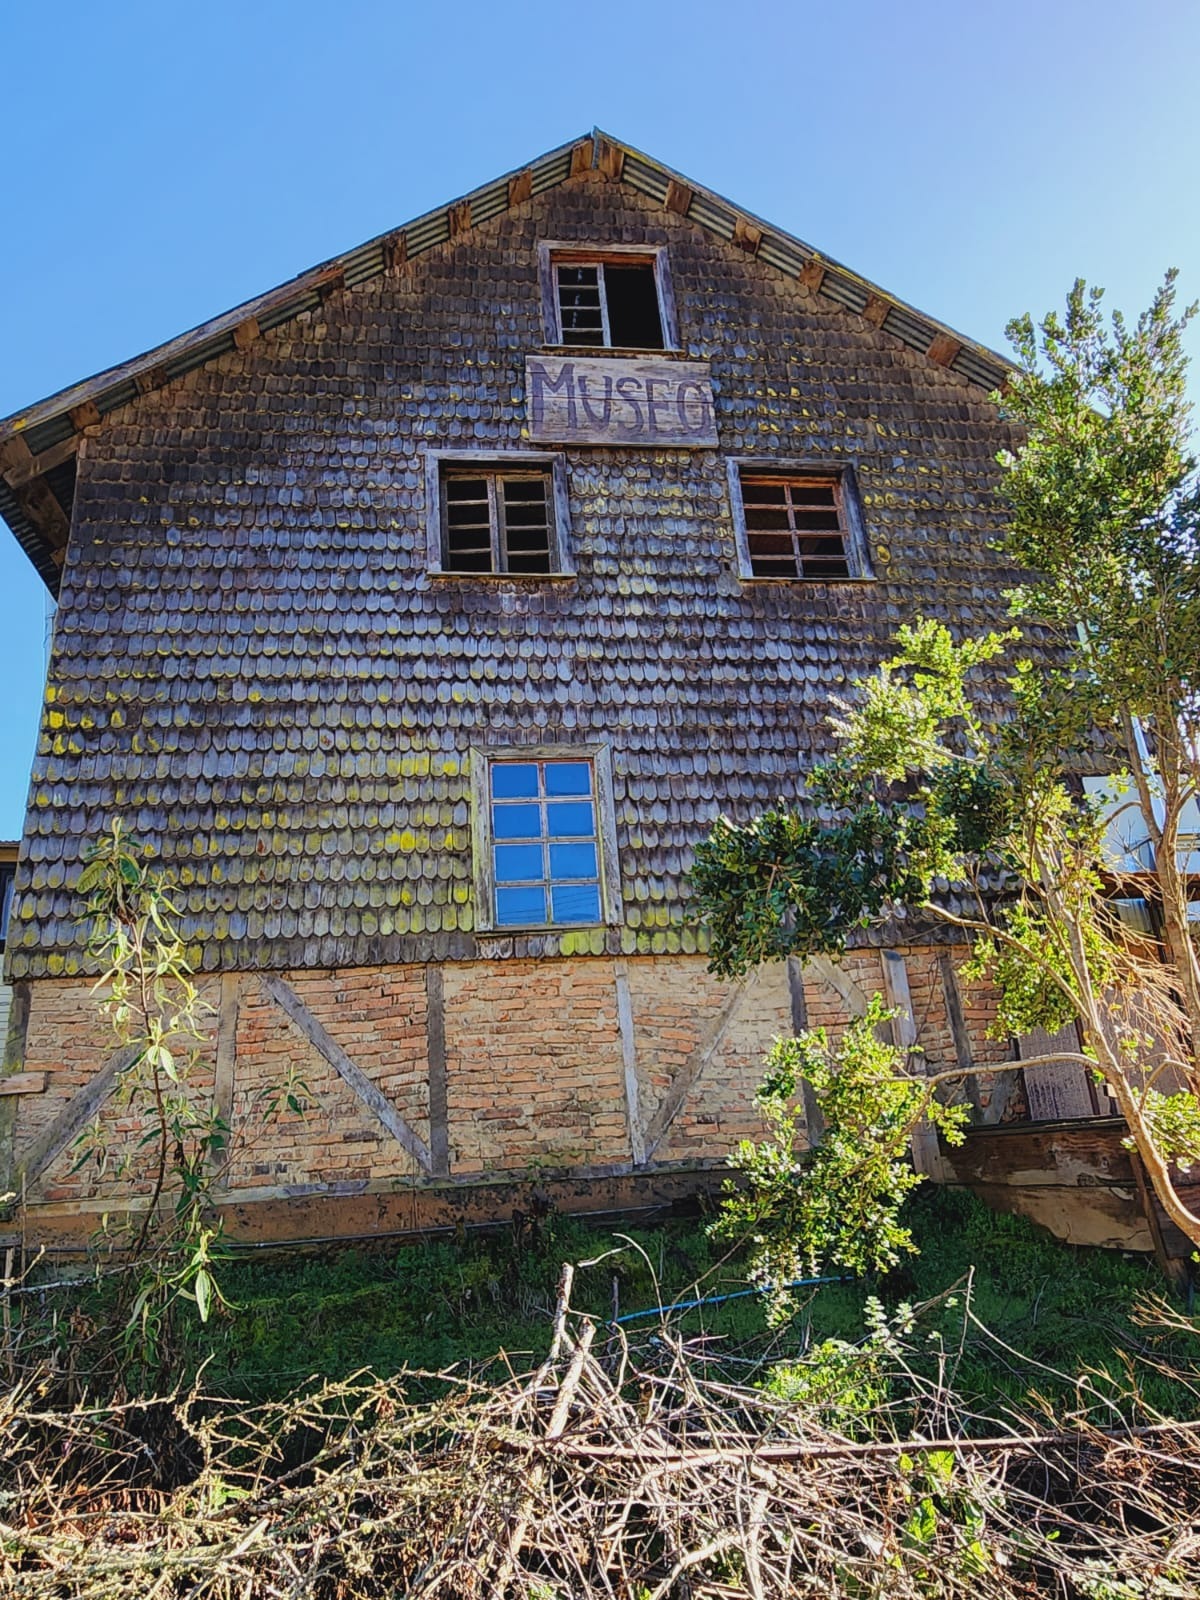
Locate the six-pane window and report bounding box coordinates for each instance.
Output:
[442,469,555,574]
[555,259,665,350]
[739,474,854,580]
[490,760,603,927]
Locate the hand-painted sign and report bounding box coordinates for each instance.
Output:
[525,355,718,448]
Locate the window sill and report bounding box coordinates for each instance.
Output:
[427,570,578,583]
[538,344,689,360]
[477,922,611,937]
[737,573,877,585]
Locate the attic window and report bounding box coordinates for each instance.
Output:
[728,462,872,582]
[539,244,678,350]
[425,452,575,578]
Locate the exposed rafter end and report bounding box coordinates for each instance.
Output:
[666,179,693,217]
[232,316,261,350]
[384,231,408,270]
[569,141,592,178]
[799,260,825,294]
[927,333,962,367]
[69,400,100,431]
[448,200,472,237]
[316,269,346,304]
[863,293,890,329]
[732,218,762,256]
[1,434,77,492]
[597,139,624,182]
[134,365,170,397]
[508,169,533,207]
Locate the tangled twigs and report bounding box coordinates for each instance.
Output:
[1,1284,1199,1598]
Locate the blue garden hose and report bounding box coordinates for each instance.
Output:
[613,1275,848,1325]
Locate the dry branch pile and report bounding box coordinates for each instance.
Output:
[2,1273,1199,1598]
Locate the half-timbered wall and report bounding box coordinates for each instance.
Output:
[1,163,1034,1240]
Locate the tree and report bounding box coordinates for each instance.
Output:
[692,273,1200,1257]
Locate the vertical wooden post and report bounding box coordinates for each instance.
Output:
[613,962,646,1167]
[0,982,31,1194]
[881,950,949,1182]
[210,974,240,1187]
[787,957,824,1146]
[426,965,450,1179]
[937,952,979,1117]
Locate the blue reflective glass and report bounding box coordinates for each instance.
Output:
[492,803,541,839]
[549,841,597,880]
[496,885,548,926]
[495,844,544,884]
[544,762,592,797]
[546,802,594,837]
[551,883,601,923]
[491,763,539,799]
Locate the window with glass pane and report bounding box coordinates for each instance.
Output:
[740,474,853,579]
[490,759,602,927]
[442,469,554,574]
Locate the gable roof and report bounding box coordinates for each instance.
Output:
[0,128,1012,592]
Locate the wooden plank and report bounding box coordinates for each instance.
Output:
[1017,1023,1095,1120]
[425,965,449,1178]
[863,294,890,328]
[232,317,260,350]
[569,140,592,178]
[881,950,949,1181]
[508,169,533,207]
[613,963,647,1167]
[18,1044,142,1187]
[732,217,762,255]
[0,1073,47,1097]
[805,953,870,1017]
[665,179,692,216]
[641,974,754,1164]
[937,952,983,1116]
[209,973,240,1182]
[448,200,472,237]
[597,139,624,181]
[384,231,408,270]
[526,355,717,448]
[799,260,825,293]
[0,983,32,1194]
[69,400,100,431]
[1,435,77,491]
[927,333,962,367]
[260,974,432,1174]
[787,956,824,1145]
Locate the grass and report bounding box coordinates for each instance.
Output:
[138,1185,1200,1418]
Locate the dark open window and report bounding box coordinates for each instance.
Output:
[555,258,666,350]
[442,469,555,574]
[729,464,872,583]
[0,863,14,953]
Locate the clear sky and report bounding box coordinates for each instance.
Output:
[1,0,1198,839]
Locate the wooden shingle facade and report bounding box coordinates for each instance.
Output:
[0,131,1039,1249]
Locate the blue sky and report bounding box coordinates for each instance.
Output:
[1,0,1198,838]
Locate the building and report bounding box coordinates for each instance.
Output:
[1,130,1102,1252]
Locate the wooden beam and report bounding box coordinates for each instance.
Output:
[665,179,693,216]
[799,260,825,294]
[69,400,101,431]
[863,293,890,329]
[425,965,449,1178]
[508,169,533,207]
[597,140,624,182]
[732,217,762,255]
[18,1044,142,1188]
[613,963,646,1167]
[640,974,754,1164]
[18,478,71,553]
[260,974,432,1174]
[569,141,593,178]
[232,317,261,350]
[788,957,824,1145]
[805,953,870,1017]
[937,953,980,1116]
[384,231,408,270]
[927,333,961,367]
[0,1073,47,1097]
[0,437,34,479]
[447,200,472,237]
[210,974,240,1184]
[881,950,949,1181]
[134,364,171,397]
[2,435,77,492]
[316,269,345,304]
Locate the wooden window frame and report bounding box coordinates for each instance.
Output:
[726,458,874,583]
[469,741,623,934]
[537,241,680,352]
[425,450,575,578]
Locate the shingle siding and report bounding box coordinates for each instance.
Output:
[6,169,1024,981]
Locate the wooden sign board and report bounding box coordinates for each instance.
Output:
[526,355,718,448]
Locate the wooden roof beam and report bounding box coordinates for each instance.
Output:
[1,434,77,492]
